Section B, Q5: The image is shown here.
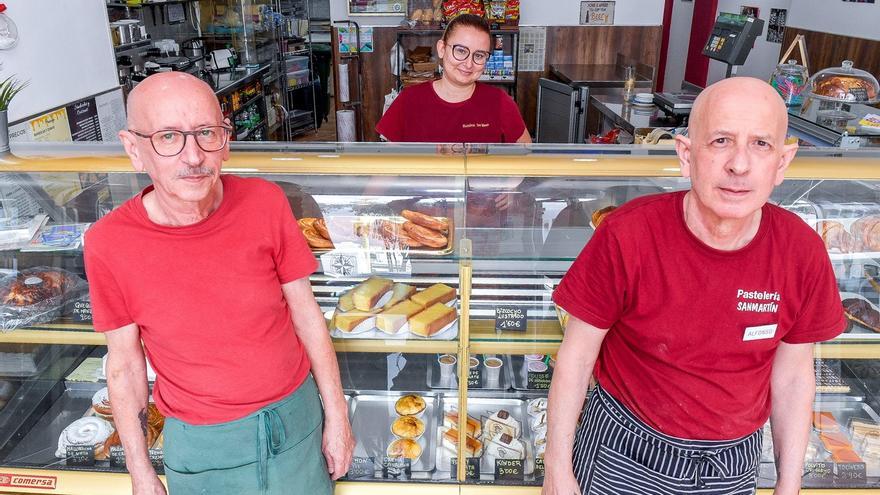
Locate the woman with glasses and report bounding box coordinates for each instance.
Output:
[376,14,530,143]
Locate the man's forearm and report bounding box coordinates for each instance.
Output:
[106,353,153,477]
[770,344,815,494]
[545,336,596,474]
[294,301,347,421]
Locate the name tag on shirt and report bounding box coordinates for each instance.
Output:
[743,324,778,341]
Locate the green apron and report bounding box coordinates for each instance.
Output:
[163,375,332,495]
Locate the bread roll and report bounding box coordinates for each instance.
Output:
[402,210,449,232]
[411,283,455,308]
[816,220,855,253]
[403,221,447,248]
[409,303,456,337]
[352,277,393,311]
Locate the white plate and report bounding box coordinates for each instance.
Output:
[635,92,653,100]
[631,100,654,107]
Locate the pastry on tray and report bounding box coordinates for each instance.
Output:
[484,409,521,440]
[816,220,855,253]
[377,300,423,334]
[55,416,114,458]
[442,427,483,457]
[444,410,481,438]
[411,283,455,308]
[395,394,426,416]
[352,277,393,311]
[92,387,113,418]
[843,298,880,332]
[409,303,456,337]
[387,438,422,460]
[391,415,425,439]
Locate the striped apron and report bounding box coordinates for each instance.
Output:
[573,385,763,495]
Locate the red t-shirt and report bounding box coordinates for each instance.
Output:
[84,175,317,425]
[376,81,526,143]
[553,191,845,440]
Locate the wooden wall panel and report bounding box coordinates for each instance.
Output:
[334,25,662,142]
[781,27,880,80]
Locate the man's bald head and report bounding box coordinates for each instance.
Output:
[126,72,222,131]
[688,77,789,144]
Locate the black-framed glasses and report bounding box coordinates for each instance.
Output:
[450,44,490,65]
[129,125,232,157]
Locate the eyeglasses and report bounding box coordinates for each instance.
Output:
[449,44,490,65]
[129,125,232,157]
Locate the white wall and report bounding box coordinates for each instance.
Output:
[0,0,118,123]
[329,0,665,26]
[663,0,694,91]
[788,0,880,41]
[706,0,790,85]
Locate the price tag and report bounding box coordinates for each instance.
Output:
[451,457,481,480]
[381,456,411,480]
[527,371,553,390]
[109,446,126,469]
[72,299,93,323]
[495,306,527,332]
[65,445,95,466]
[467,364,482,389]
[836,462,866,485]
[346,456,374,480]
[535,457,545,479]
[495,458,524,481]
[149,449,164,474]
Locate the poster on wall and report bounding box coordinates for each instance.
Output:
[740,6,759,18]
[338,26,374,53]
[767,8,787,43]
[580,1,615,25]
[519,27,547,72]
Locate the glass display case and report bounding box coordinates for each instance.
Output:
[0,142,878,494]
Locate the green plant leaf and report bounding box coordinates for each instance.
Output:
[0,76,29,112]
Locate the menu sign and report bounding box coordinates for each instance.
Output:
[495,306,527,332]
[66,98,101,142]
[65,445,95,466]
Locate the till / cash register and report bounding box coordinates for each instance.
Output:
[653,12,765,122]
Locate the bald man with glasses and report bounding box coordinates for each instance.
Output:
[84,72,353,495]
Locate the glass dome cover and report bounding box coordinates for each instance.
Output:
[805,60,880,105]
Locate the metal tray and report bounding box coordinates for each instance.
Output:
[439,396,535,478]
[0,344,58,378]
[303,215,455,257]
[510,355,555,391]
[348,392,439,474]
[426,354,513,391]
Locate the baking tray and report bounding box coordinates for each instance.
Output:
[438,396,535,478]
[509,355,554,391]
[426,354,512,391]
[810,401,880,478]
[348,392,439,474]
[301,215,455,257]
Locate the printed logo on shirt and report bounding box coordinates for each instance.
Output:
[743,323,778,341]
[735,289,780,313]
[462,123,490,128]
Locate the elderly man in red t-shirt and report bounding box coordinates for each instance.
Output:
[543,77,846,495]
[84,72,353,495]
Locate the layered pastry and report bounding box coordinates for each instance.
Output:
[377,220,423,248]
[851,419,880,440]
[147,403,165,432]
[2,271,67,306]
[531,411,547,432]
[383,283,417,309]
[536,442,546,459]
[528,398,547,417]
[843,298,880,333]
[95,430,121,461]
[814,411,863,463]
[534,428,547,447]
[411,283,455,308]
[484,433,526,462]
[484,409,521,440]
[377,300,423,334]
[409,303,456,337]
[442,427,483,457]
[387,438,422,460]
[352,277,393,311]
[851,215,880,252]
[444,410,481,438]
[55,416,115,458]
[391,415,425,440]
[591,206,617,228]
[298,218,334,250]
[337,291,355,313]
[816,220,855,253]
[92,387,112,418]
[395,394,426,416]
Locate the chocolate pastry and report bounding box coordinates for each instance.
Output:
[843,298,880,332]
[2,271,67,306]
